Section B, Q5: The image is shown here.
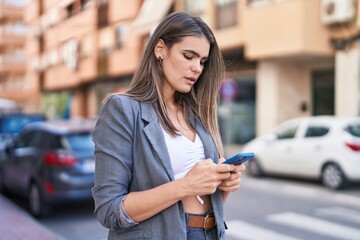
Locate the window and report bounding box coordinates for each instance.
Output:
[81,0,93,10]
[0,22,27,35]
[14,132,33,148]
[48,8,59,27]
[81,34,92,57]
[275,122,299,139]
[305,126,329,138]
[115,25,126,49]
[99,28,113,55]
[48,48,59,66]
[1,0,26,6]
[312,70,334,116]
[31,55,40,71]
[12,22,27,35]
[63,133,94,151]
[14,131,45,149]
[65,3,76,19]
[247,0,270,7]
[62,39,79,70]
[29,131,46,148]
[346,124,360,137]
[216,0,237,29]
[184,0,205,14]
[247,0,286,7]
[98,0,108,4]
[218,77,256,145]
[48,134,61,150]
[0,50,25,63]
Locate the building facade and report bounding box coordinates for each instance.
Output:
[24,0,360,145]
[0,0,29,110]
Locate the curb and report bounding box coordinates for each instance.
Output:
[0,194,64,240]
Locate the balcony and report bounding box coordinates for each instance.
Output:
[44,6,97,48]
[0,3,24,23]
[0,59,25,73]
[0,74,27,100]
[0,33,25,51]
[242,0,334,60]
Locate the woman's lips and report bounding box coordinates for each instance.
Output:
[185,77,196,84]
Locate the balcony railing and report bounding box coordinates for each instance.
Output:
[0,4,23,22]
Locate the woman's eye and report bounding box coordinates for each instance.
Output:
[200,60,207,66]
[183,54,192,60]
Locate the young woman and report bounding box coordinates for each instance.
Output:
[92,12,245,240]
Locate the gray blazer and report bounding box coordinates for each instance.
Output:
[92,95,226,239]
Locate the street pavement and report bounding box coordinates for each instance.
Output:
[0,194,63,240]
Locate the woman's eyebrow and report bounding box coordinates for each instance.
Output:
[183,49,208,59]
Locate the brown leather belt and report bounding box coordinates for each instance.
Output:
[187,213,216,230]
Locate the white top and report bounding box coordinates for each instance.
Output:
[162,128,205,180]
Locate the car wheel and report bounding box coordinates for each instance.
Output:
[28,183,50,217]
[321,163,348,190]
[248,158,264,177]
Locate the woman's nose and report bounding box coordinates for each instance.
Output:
[191,61,202,73]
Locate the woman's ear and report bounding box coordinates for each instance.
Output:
[154,39,165,59]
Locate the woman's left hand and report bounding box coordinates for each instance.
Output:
[217,158,246,192]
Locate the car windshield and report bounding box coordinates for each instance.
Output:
[62,133,94,151]
[346,123,360,137]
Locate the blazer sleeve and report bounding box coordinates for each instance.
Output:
[91,95,137,230]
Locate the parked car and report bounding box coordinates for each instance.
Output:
[0,112,46,149]
[242,116,360,190]
[0,119,95,217]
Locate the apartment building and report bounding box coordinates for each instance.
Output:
[0,0,28,110]
[25,0,359,145]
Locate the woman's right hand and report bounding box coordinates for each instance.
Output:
[181,159,236,196]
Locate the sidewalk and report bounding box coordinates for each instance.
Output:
[0,194,63,240]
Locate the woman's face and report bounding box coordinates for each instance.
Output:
[160,35,210,98]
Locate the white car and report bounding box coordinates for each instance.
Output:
[242,116,360,190]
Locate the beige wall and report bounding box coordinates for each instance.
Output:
[109,0,141,22]
[256,61,279,135]
[44,8,98,49]
[256,59,323,135]
[108,30,141,76]
[242,0,333,60]
[335,44,360,116]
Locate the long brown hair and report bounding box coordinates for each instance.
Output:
[126,12,225,156]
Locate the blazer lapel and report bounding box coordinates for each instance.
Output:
[141,102,174,180]
[191,115,219,164]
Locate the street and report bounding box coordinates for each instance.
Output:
[35,174,360,240]
[225,175,360,240]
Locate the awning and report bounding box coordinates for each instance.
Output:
[132,0,173,35]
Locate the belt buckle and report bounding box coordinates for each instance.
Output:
[203,213,212,230]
